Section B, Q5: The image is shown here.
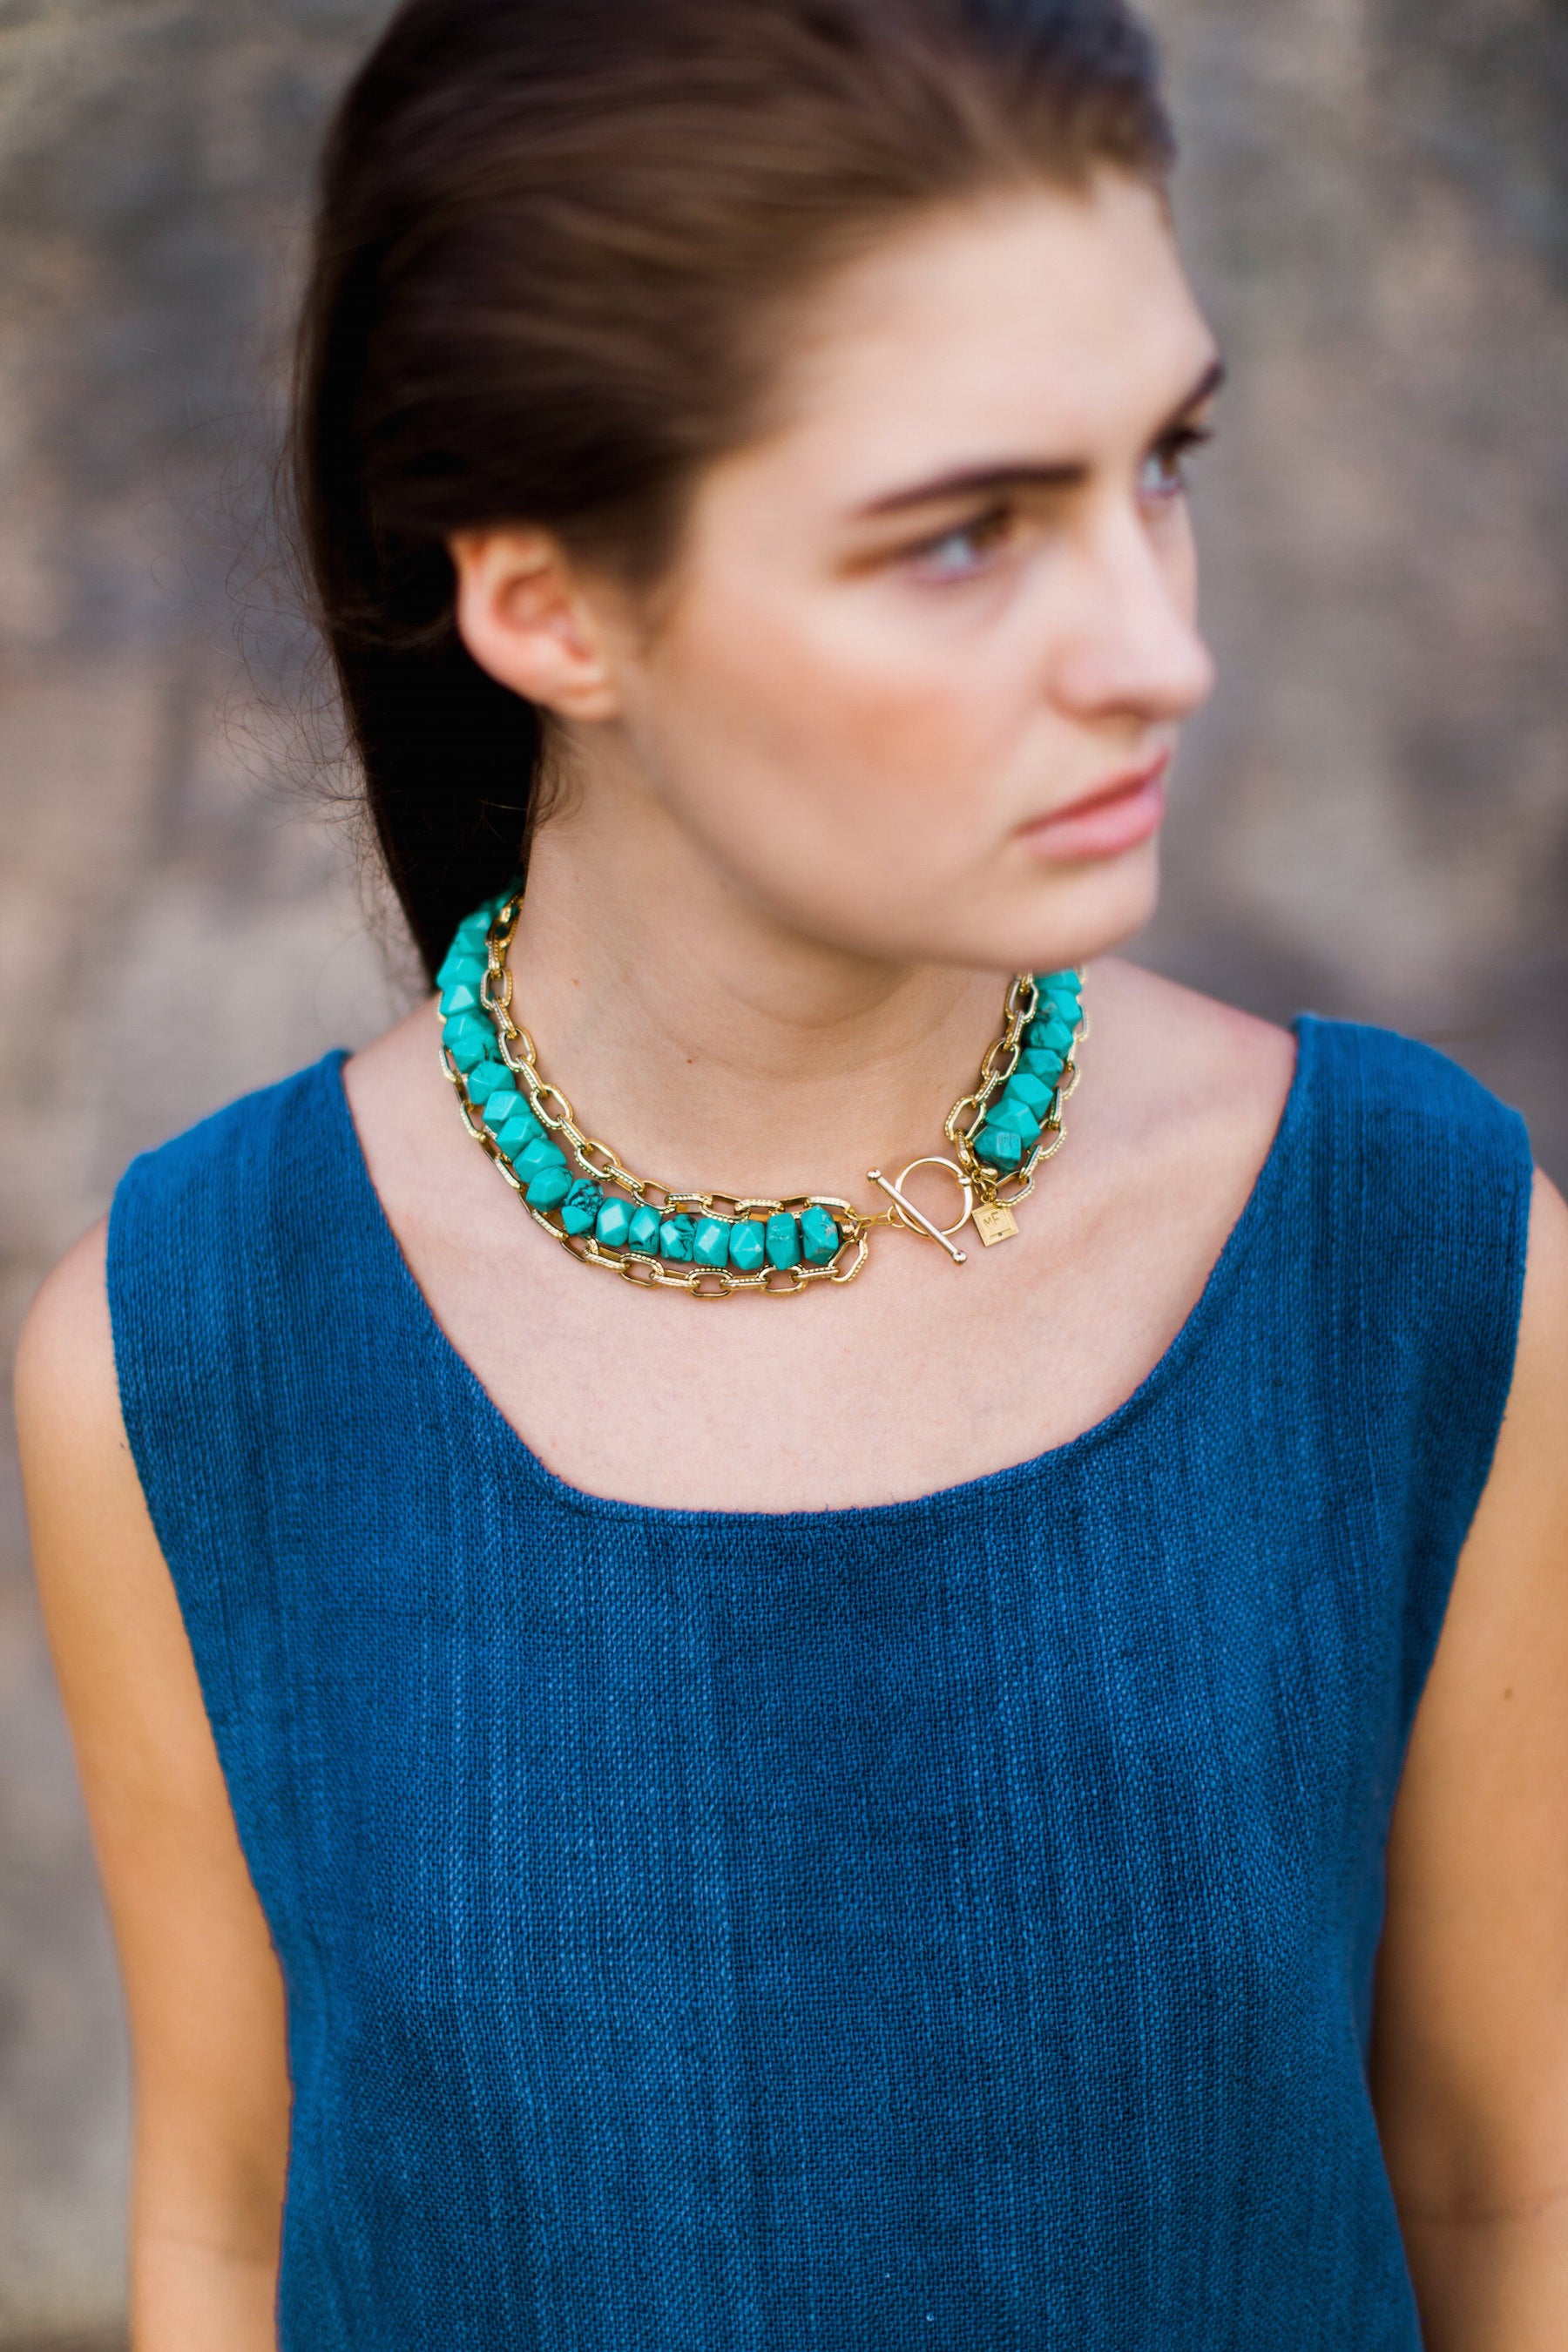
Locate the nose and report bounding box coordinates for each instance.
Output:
[1049,500,1215,728]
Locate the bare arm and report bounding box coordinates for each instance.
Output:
[1373,1170,1568,2349]
[16,1221,290,2351]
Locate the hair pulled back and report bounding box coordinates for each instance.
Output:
[295,0,1174,979]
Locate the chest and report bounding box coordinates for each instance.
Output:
[251,1439,1414,2349]
[269,1413,1399,1940]
[400,1142,1250,1511]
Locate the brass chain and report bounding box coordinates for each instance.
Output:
[443,891,1080,1295]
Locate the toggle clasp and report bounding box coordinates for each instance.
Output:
[866,1157,973,1265]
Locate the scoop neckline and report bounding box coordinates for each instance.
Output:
[325,1013,1316,1530]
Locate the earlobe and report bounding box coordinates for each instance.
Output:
[449,527,622,721]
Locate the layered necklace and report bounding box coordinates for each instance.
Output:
[437,887,1085,1298]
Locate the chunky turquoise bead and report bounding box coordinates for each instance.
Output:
[480,1089,524,1132]
[446,946,485,990]
[1018,1047,1065,1086]
[693,1216,731,1269]
[559,1178,603,1236]
[801,1205,840,1266]
[728,1220,766,1273]
[1003,1071,1053,1117]
[466,1058,514,1104]
[438,977,483,1020]
[595,1197,633,1250]
[627,1204,662,1257]
[659,1214,696,1262]
[441,918,491,985]
[1042,981,1080,1017]
[994,1093,1042,1145]
[976,1125,1023,1173]
[494,1110,545,1160]
[765,1213,801,1269]
[448,935,490,983]
[516,1137,566,1177]
[524,1163,572,1209]
[443,1014,494,1072]
[1025,1011,1074,1056]
[437,942,486,988]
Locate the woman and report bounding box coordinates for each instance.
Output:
[16,0,1568,2343]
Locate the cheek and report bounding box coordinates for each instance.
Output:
[646,573,1032,872]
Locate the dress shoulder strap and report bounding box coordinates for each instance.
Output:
[105,1053,364,1903]
[1287,1015,1533,1719]
[108,1050,355,1510]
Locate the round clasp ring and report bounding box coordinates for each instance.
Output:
[866,1155,974,1265]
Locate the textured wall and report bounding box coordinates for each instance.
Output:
[1,0,1565,2339]
[0,8,404,2340]
[1146,0,1568,1136]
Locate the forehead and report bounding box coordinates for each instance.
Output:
[744,176,1212,495]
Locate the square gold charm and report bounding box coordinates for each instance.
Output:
[971,1201,1019,1247]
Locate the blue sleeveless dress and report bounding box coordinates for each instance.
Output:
[107,1016,1531,2350]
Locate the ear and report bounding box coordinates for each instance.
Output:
[448,528,623,722]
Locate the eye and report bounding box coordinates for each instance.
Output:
[904,505,1015,583]
[1139,423,1213,504]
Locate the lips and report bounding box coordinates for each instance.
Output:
[1017,748,1172,862]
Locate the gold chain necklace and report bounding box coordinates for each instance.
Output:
[437,888,1085,1300]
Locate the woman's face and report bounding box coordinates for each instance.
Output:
[578,175,1220,974]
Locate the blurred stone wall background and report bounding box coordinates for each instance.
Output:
[0,0,1564,2339]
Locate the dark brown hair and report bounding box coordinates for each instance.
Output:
[295,0,1174,979]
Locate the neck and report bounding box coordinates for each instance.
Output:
[507,771,1006,1202]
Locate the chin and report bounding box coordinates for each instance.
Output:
[992,836,1162,976]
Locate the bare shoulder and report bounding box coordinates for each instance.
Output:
[1433,1165,1568,1558]
[1454,1165,1568,1598]
[16,1212,112,1367]
[14,1215,121,1518]
[15,1211,195,1718]
[1090,955,1295,1098]
[1518,1164,1568,1367]
[15,1220,139,1735]
[1476,1165,1568,1544]
[1082,956,1297,1189]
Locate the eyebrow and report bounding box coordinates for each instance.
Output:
[852,355,1227,521]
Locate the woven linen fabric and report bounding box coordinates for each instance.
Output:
[107,1014,1531,2350]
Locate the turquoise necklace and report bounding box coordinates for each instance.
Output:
[437,888,1085,1297]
